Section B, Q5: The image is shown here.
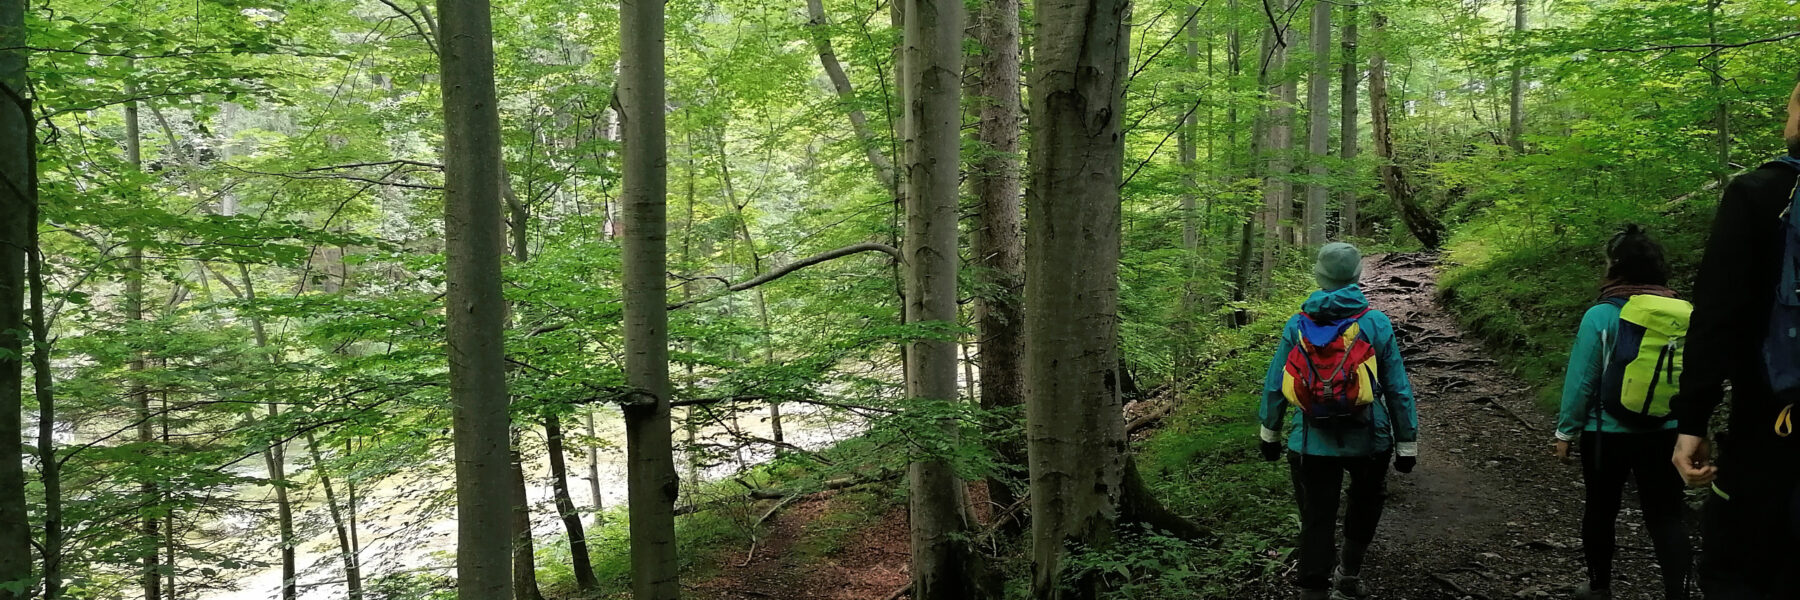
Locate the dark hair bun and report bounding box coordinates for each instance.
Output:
[1606,224,1669,286]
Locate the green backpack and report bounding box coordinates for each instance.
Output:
[1599,295,1692,426]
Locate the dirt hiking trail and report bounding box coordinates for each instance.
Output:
[690,253,1687,600]
[1309,252,1687,600]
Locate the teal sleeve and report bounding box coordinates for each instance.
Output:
[1259,318,1297,443]
[1557,306,1611,442]
[1372,313,1418,454]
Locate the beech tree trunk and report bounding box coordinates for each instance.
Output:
[1338,2,1359,237]
[970,0,1025,534]
[0,0,26,592]
[504,169,544,600]
[437,0,515,597]
[1368,12,1443,250]
[1179,6,1200,254]
[545,415,597,590]
[620,0,681,595]
[806,0,900,198]
[29,190,61,600]
[1026,2,1203,598]
[123,88,162,600]
[584,413,605,523]
[1304,0,1331,246]
[306,435,364,600]
[1229,0,1258,311]
[1508,0,1526,153]
[1260,3,1297,292]
[904,0,991,598]
[1708,0,1728,173]
[509,436,542,600]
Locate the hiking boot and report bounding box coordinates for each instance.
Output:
[1297,589,1352,600]
[1574,582,1612,600]
[1333,567,1370,598]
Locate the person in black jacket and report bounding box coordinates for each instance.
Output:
[1668,81,1800,600]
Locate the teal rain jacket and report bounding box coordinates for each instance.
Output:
[1259,286,1420,457]
[1555,302,1680,441]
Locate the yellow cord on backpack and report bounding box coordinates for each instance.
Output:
[1778,403,1795,438]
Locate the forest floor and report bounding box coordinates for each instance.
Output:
[686,253,1695,600]
[1300,252,1694,600]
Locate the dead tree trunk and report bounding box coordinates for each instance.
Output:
[1368,12,1443,250]
[437,0,515,597]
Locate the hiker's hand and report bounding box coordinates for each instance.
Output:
[1672,434,1716,486]
[1394,455,1416,473]
[1553,440,1572,464]
[1260,441,1282,462]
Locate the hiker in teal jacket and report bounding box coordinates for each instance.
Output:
[1553,225,1692,600]
[1258,243,1419,600]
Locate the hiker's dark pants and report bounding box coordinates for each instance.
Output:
[1289,451,1390,591]
[1578,430,1692,597]
[1697,446,1800,600]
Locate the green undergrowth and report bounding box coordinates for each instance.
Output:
[1437,199,1715,413]
[538,433,907,599]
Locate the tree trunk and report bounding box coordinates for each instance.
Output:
[1027,2,1202,598]
[714,136,785,444]
[806,0,900,198]
[970,0,1025,536]
[620,0,681,595]
[584,412,605,524]
[1709,0,1728,174]
[904,0,991,598]
[306,434,364,600]
[437,0,515,597]
[25,100,59,600]
[1338,2,1359,237]
[231,261,297,600]
[0,0,28,592]
[1305,0,1331,246]
[545,415,598,590]
[504,158,545,600]
[123,87,162,600]
[1229,0,1257,313]
[510,436,543,600]
[1179,6,1200,254]
[1368,12,1443,250]
[1507,0,1526,153]
[1260,4,1297,293]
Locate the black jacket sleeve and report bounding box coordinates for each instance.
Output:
[1674,174,1774,436]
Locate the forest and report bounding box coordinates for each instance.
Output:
[0,0,1794,599]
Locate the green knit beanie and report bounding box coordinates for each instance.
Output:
[1314,242,1364,291]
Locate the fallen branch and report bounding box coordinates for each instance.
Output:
[883,583,912,600]
[1470,396,1539,432]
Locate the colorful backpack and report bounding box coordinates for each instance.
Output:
[1598,295,1692,426]
[1767,157,1800,437]
[1281,310,1380,428]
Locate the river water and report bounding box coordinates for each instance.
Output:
[203,403,866,600]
